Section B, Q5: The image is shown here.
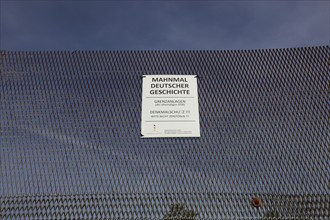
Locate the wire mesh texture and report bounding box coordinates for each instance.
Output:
[0,46,329,219]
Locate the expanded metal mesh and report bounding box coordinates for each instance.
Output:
[0,47,329,219]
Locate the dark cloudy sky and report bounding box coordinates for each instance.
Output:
[0,1,329,50]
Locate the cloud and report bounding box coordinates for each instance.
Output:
[1,1,329,50]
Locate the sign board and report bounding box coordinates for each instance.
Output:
[141,75,200,138]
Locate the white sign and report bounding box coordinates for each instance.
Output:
[141,75,200,138]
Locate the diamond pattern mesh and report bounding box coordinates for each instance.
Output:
[0,47,329,219]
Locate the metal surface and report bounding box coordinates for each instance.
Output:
[1,47,329,219]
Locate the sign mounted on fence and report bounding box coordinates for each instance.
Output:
[141,75,200,138]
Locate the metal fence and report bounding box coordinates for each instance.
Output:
[1,47,329,219]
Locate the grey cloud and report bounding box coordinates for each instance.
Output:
[0,1,329,50]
